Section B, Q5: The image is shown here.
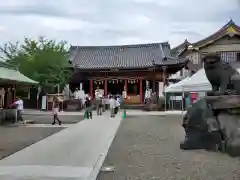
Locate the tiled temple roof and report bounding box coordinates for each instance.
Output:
[191,20,240,48]
[69,42,187,70]
[173,20,240,57]
[171,39,191,57]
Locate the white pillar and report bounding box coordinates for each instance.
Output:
[158,82,164,97]
[80,83,83,91]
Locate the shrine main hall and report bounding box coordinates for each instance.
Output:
[69,42,187,104]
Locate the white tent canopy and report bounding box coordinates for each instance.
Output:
[165,77,190,92]
[180,68,212,92]
[165,68,240,92]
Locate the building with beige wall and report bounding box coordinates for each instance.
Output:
[171,20,240,78]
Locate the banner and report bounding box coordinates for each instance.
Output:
[41,95,47,110]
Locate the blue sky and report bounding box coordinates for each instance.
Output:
[0,0,239,47]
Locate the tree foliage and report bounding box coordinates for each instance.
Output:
[0,37,71,91]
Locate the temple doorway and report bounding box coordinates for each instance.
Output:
[93,80,104,91]
[108,79,124,95]
[127,80,140,95]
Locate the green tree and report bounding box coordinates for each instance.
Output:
[0,37,71,92]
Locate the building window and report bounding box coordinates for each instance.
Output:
[219,51,240,63]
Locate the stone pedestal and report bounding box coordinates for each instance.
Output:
[0,109,16,124]
[181,95,240,157]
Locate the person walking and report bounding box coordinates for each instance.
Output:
[85,97,92,119]
[115,96,120,114]
[109,95,116,118]
[11,97,24,122]
[95,86,102,115]
[52,96,62,125]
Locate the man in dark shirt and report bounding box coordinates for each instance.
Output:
[85,97,92,119]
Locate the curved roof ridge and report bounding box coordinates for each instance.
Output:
[171,39,191,50]
[70,42,169,49]
[191,19,240,47]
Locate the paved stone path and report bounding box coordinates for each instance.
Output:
[97,115,240,180]
[0,113,122,180]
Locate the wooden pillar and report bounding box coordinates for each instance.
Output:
[124,79,127,91]
[152,79,156,93]
[12,85,16,102]
[139,78,143,103]
[104,79,108,96]
[90,80,93,98]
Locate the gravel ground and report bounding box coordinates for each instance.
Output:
[97,115,240,180]
[0,126,64,160]
[23,114,84,124]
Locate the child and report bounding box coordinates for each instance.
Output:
[85,97,92,119]
[52,96,62,125]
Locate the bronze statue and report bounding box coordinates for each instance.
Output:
[203,53,239,94]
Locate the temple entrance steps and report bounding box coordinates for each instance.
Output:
[124,104,143,110]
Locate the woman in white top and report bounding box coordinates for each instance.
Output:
[109,96,116,117]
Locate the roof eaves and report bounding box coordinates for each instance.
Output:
[69,46,79,64]
[73,65,155,71]
[191,20,240,48]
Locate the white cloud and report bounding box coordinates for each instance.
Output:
[0,0,238,47]
[41,17,92,31]
[0,0,33,7]
[0,26,6,31]
[134,15,151,25]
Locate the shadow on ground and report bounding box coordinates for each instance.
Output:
[0,126,64,160]
[23,115,84,124]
